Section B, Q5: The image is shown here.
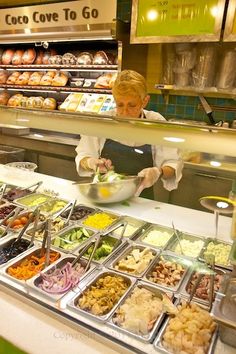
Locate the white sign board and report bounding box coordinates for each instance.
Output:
[0,0,116,31]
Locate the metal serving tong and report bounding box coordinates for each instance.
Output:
[27,207,41,249]
[71,221,128,272]
[0,183,7,200]
[40,218,52,269]
[172,221,184,255]
[15,181,43,193]
[52,199,76,226]
[0,207,22,238]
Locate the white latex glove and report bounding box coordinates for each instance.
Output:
[135,167,161,196]
[87,157,113,173]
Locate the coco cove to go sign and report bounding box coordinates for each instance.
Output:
[0,0,116,30]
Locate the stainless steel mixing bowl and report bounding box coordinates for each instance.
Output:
[77,176,143,204]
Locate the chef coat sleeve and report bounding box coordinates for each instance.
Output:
[153,145,183,191]
[75,136,105,176]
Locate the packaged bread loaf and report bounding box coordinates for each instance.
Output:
[34,50,44,65]
[0,70,9,84]
[49,55,63,65]
[15,71,31,85]
[0,91,10,105]
[6,71,21,84]
[94,73,114,88]
[93,51,114,65]
[42,49,57,65]
[2,49,15,65]
[28,72,44,85]
[76,52,93,65]
[43,97,57,110]
[51,71,69,86]
[22,48,36,64]
[26,96,35,108]
[19,96,28,108]
[7,93,23,107]
[40,71,56,85]
[33,96,44,109]
[11,49,24,65]
[62,53,77,65]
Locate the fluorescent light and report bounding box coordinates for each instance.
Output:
[210,161,221,167]
[163,137,185,143]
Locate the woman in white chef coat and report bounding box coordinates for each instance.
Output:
[75,70,183,199]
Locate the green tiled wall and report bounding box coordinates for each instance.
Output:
[117,1,236,124]
[147,95,236,123]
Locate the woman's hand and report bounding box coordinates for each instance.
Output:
[86,157,113,173]
[135,167,162,196]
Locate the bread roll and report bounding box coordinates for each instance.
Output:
[6,71,21,84]
[22,48,36,65]
[43,97,57,110]
[7,93,23,107]
[19,96,28,108]
[94,73,113,88]
[0,70,9,84]
[12,49,24,65]
[0,91,10,105]
[15,71,31,85]
[2,49,15,65]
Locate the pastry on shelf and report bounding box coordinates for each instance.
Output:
[76,52,93,65]
[34,50,44,65]
[0,90,10,105]
[0,48,4,64]
[22,48,36,65]
[15,71,31,85]
[1,49,15,65]
[11,49,25,65]
[93,51,114,65]
[51,71,69,86]
[7,93,23,107]
[40,71,56,85]
[6,71,21,84]
[42,97,57,110]
[28,71,44,85]
[62,53,77,65]
[0,70,9,84]
[49,55,63,65]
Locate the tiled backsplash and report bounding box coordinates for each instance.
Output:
[147,95,236,123]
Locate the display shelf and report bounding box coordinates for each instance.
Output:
[0,64,118,71]
[155,84,236,98]
[0,85,112,94]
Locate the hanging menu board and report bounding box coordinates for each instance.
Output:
[223,0,236,41]
[131,0,226,43]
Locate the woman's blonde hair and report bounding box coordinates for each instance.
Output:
[112,70,147,100]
